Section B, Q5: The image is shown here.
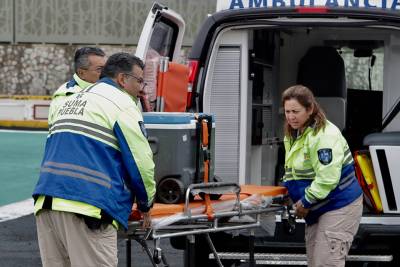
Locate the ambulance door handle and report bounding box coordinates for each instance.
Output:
[147,136,159,155]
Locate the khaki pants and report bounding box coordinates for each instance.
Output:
[305,196,363,267]
[36,210,117,267]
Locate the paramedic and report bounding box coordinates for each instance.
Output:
[33,53,155,267]
[48,47,106,123]
[281,85,363,267]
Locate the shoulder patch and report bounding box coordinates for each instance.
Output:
[317,148,332,165]
[138,121,148,138]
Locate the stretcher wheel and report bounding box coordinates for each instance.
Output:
[153,248,162,264]
[157,177,185,204]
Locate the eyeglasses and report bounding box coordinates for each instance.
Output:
[124,73,147,89]
[84,66,104,73]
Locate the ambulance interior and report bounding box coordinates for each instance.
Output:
[204,25,400,214]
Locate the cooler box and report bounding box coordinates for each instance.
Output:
[364,132,400,213]
[143,112,215,204]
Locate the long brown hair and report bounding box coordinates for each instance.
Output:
[282,85,326,137]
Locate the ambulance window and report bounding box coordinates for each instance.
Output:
[148,17,178,60]
[341,47,384,91]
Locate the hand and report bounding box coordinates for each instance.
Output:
[141,211,152,229]
[138,90,147,98]
[294,200,309,219]
[139,94,151,112]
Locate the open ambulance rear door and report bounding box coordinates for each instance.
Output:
[136,2,188,113]
[135,2,185,62]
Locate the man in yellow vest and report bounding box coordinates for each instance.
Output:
[33,52,155,267]
[48,47,106,123]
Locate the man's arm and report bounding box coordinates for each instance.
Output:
[113,107,156,212]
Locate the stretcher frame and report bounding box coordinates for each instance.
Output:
[123,182,285,267]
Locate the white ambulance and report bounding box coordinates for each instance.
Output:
[137,1,400,265]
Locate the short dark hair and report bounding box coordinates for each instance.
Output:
[101,52,144,79]
[74,47,105,73]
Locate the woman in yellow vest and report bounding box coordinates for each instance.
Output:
[282,85,363,267]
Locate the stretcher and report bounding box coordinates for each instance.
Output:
[123,182,288,267]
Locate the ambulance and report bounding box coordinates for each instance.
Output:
[136,1,400,265]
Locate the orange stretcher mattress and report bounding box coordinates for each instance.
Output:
[129,185,287,220]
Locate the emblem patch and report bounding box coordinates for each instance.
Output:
[138,121,148,138]
[317,148,332,165]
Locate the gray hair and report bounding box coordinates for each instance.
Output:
[101,52,144,79]
[74,47,105,73]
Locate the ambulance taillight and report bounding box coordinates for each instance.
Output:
[187,60,199,108]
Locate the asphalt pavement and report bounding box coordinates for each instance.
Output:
[0,214,184,267]
[0,130,185,266]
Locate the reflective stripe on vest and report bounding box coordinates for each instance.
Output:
[41,161,112,188]
[49,119,118,148]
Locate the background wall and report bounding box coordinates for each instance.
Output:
[0,44,135,95]
[0,0,216,95]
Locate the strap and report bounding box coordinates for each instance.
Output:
[42,196,53,210]
[195,114,214,220]
[201,120,209,147]
[203,158,214,220]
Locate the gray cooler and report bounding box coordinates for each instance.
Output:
[143,112,215,204]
